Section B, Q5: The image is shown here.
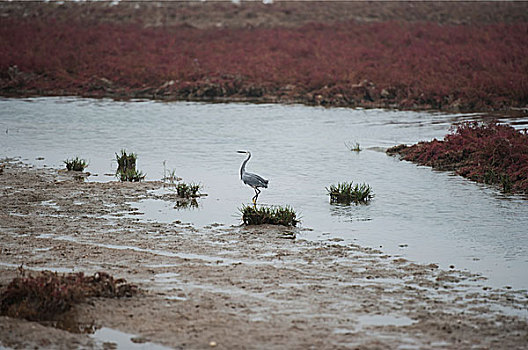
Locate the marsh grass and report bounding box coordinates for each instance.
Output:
[176,182,201,198]
[240,204,299,227]
[63,157,88,171]
[0,269,137,322]
[326,182,374,204]
[162,161,182,185]
[115,150,145,182]
[387,122,528,194]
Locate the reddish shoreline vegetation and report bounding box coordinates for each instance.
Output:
[1,17,527,111]
[387,122,528,194]
[0,269,137,322]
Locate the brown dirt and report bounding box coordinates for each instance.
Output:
[2,1,527,28]
[1,160,528,349]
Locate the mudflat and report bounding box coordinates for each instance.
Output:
[1,160,527,349]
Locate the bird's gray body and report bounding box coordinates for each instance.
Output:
[242,171,269,189]
[238,150,268,203]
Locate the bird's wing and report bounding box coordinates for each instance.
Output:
[242,172,269,188]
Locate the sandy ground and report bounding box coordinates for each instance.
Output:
[1,159,528,349]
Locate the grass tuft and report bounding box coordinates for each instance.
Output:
[176,182,201,198]
[162,161,182,185]
[63,157,88,171]
[326,182,374,204]
[240,204,299,227]
[115,149,145,182]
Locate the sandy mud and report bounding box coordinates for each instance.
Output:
[1,160,527,349]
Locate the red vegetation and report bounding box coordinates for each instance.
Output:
[1,19,527,111]
[387,122,528,193]
[0,270,137,321]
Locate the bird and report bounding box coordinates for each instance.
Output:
[237,150,269,205]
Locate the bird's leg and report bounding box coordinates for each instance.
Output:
[252,188,261,206]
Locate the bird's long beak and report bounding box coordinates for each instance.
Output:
[237,150,247,154]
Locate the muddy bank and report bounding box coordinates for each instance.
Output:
[1,160,527,349]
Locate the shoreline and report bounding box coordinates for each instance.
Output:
[2,91,528,117]
[1,160,527,349]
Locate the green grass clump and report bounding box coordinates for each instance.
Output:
[115,150,145,182]
[240,204,299,227]
[63,157,88,171]
[326,182,374,204]
[176,182,201,198]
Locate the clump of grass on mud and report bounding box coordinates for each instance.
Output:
[176,182,201,198]
[115,149,145,182]
[0,269,137,322]
[326,182,374,204]
[240,204,299,227]
[387,121,528,194]
[63,157,88,171]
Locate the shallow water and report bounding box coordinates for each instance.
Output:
[92,327,171,350]
[1,97,527,289]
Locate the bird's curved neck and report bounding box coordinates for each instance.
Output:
[240,152,251,178]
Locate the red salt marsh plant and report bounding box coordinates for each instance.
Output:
[1,19,527,111]
[0,269,137,322]
[387,122,528,193]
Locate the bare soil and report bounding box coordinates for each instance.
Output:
[1,160,527,349]
[2,1,527,28]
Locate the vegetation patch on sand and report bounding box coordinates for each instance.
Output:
[240,204,299,227]
[0,269,137,322]
[176,182,202,199]
[387,121,528,193]
[63,157,88,172]
[115,149,145,182]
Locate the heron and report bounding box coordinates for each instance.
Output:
[237,150,269,205]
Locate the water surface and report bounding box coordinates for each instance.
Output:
[1,97,527,289]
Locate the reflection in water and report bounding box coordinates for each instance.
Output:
[1,97,527,289]
[174,198,199,210]
[329,202,373,223]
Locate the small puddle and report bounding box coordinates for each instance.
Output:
[92,327,172,350]
[40,200,60,210]
[129,198,200,223]
[356,314,417,329]
[0,261,77,274]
